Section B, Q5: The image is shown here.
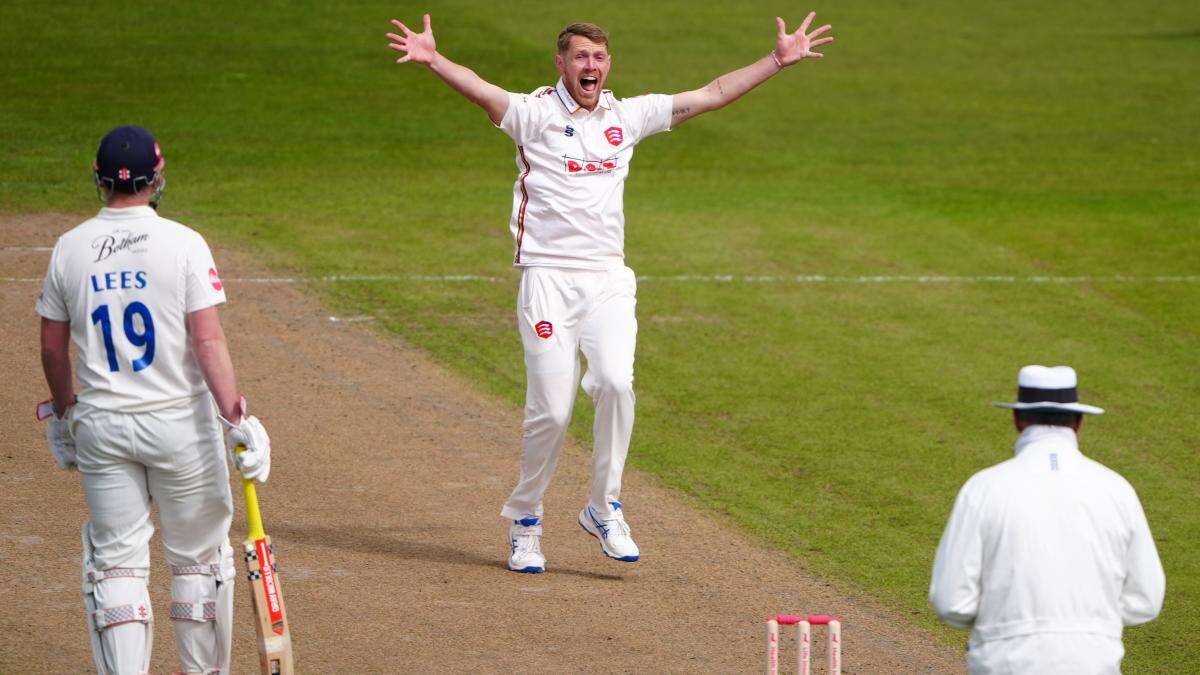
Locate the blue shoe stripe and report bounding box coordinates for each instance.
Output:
[587,507,610,538]
[579,513,639,563]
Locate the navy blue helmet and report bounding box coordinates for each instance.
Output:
[94,125,164,194]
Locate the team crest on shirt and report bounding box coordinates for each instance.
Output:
[604,127,624,146]
[535,321,553,339]
[563,155,620,175]
[209,267,223,291]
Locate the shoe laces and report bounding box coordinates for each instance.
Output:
[602,512,631,539]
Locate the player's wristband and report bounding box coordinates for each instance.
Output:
[770,51,784,69]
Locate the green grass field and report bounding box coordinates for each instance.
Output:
[3,1,1197,669]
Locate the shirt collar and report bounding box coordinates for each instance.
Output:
[1014,424,1079,457]
[98,205,156,219]
[554,78,612,114]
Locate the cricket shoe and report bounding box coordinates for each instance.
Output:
[508,517,545,573]
[578,502,640,562]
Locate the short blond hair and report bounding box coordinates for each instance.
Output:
[557,23,609,53]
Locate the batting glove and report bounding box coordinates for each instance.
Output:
[219,397,271,483]
[38,399,77,471]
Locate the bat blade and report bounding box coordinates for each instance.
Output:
[243,534,293,674]
[241,471,294,675]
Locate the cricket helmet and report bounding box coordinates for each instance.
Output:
[94,125,164,195]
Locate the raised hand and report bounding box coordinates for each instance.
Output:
[773,12,834,66]
[387,13,436,65]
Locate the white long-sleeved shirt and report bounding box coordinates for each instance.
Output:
[930,425,1165,674]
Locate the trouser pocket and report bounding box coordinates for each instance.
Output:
[518,271,562,357]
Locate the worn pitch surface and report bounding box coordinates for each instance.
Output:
[0,213,961,672]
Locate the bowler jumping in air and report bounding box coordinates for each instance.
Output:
[386,13,833,573]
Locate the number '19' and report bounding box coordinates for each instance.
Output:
[90,302,155,372]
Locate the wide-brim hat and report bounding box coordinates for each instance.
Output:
[992,365,1104,415]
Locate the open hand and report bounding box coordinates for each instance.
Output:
[774,12,834,66]
[387,13,436,65]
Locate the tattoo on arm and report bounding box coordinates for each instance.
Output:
[717,78,724,96]
[672,106,691,118]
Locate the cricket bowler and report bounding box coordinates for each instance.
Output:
[386,12,833,573]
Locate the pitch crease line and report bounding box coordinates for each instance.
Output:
[4,275,1200,285]
[234,274,1196,284]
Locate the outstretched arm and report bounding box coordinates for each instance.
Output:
[387,14,509,125]
[670,12,833,127]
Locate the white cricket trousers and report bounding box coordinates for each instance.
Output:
[74,394,234,673]
[74,394,233,573]
[501,265,638,521]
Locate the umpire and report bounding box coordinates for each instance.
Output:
[930,365,1165,674]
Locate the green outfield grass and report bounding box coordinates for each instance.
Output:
[3,1,1197,669]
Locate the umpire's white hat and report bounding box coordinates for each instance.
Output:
[992,365,1105,415]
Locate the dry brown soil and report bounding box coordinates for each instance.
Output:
[0,213,964,673]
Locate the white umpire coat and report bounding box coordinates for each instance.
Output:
[930,425,1165,674]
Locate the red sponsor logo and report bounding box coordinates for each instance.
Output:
[565,156,618,174]
[118,167,131,180]
[209,268,223,291]
[604,127,624,146]
[535,321,553,339]
[255,538,286,634]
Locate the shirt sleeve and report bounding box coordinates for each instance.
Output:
[497,92,548,145]
[929,481,984,628]
[620,93,673,144]
[1119,492,1166,625]
[184,234,227,313]
[34,239,69,321]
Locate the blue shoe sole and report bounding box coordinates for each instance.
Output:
[578,519,639,563]
[509,565,544,574]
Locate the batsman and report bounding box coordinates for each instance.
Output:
[36,126,271,674]
[387,12,833,572]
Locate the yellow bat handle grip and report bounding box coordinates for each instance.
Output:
[237,445,267,540]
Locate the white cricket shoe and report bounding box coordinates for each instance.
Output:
[508,517,545,573]
[578,502,640,562]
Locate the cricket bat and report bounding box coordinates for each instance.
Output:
[239,446,294,674]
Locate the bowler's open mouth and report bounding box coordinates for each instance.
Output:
[580,76,598,95]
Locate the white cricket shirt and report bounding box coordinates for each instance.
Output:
[497,79,673,269]
[36,206,227,413]
[930,425,1165,672]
